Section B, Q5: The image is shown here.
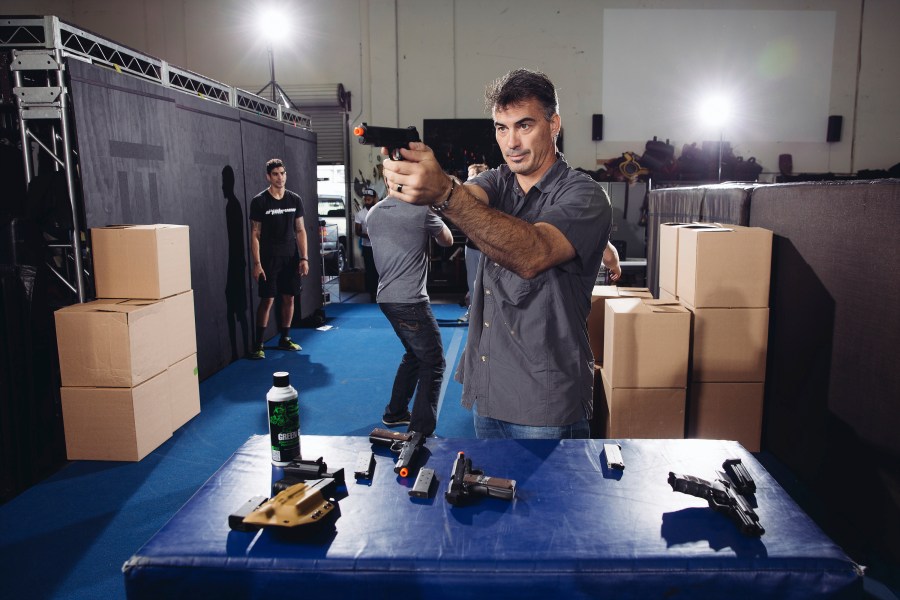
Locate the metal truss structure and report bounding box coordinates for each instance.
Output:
[1,15,312,301]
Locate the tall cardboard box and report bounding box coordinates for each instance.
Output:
[55,299,168,388]
[600,367,685,439]
[603,298,691,388]
[689,307,769,382]
[60,370,172,461]
[169,353,200,431]
[688,382,764,451]
[161,290,197,365]
[587,286,652,365]
[676,224,772,308]
[92,224,191,299]
[658,223,721,298]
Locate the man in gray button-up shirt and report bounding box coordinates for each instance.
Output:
[381,69,611,439]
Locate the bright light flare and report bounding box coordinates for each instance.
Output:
[257,8,291,39]
[697,93,733,129]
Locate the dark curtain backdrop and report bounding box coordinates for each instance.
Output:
[67,59,321,378]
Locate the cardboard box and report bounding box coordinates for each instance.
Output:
[93,290,196,367]
[658,288,677,302]
[339,270,365,292]
[603,298,691,388]
[55,299,168,388]
[658,223,721,297]
[600,367,685,439]
[689,307,769,382]
[92,224,191,299]
[169,353,200,431]
[587,286,653,365]
[60,370,172,461]
[161,290,197,365]
[687,381,764,452]
[676,224,772,308]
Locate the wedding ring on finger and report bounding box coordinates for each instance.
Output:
[396,183,404,193]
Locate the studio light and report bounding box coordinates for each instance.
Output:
[256,8,296,109]
[698,93,733,181]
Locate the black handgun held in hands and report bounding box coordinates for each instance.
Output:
[445,451,516,506]
[354,123,420,160]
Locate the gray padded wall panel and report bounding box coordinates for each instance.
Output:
[749,179,900,557]
[749,180,900,463]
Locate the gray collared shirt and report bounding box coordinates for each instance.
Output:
[457,157,611,426]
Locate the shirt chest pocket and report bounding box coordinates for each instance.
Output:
[483,261,545,307]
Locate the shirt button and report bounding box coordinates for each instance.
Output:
[480,355,487,362]
[484,322,490,327]
[485,289,492,295]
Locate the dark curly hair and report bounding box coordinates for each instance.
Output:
[266,158,285,174]
[484,69,559,121]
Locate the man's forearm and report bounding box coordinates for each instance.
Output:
[250,222,262,265]
[295,219,308,258]
[442,185,570,279]
[296,230,308,258]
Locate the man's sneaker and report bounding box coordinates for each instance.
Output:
[382,411,411,427]
[248,345,265,360]
[278,338,301,351]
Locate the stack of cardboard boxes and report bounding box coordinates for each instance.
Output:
[55,225,199,461]
[588,286,691,438]
[659,223,773,451]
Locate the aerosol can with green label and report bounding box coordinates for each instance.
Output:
[267,371,300,466]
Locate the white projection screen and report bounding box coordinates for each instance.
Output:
[601,9,836,143]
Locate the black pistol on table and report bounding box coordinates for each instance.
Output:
[667,466,764,536]
[445,451,516,506]
[369,428,425,477]
[353,123,420,160]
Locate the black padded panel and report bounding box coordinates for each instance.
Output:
[238,112,287,347]
[67,59,321,378]
[283,126,321,320]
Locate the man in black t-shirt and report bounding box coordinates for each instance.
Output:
[248,158,309,359]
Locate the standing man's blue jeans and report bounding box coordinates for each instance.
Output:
[379,301,444,436]
[474,408,590,439]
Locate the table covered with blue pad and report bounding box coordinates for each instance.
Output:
[123,435,861,598]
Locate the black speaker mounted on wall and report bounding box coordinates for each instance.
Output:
[827,115,843,143]
[592,114,603,141]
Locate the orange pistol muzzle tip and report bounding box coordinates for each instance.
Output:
[353,126,364,136]
[399,467,409,478]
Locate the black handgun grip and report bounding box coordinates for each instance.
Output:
[464,473,517,501]
[668,472,716,499]
[369,428,412,447]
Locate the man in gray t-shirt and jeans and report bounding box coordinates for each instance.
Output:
[366,187,453,436]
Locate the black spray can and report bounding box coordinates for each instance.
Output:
[267,371,300,466]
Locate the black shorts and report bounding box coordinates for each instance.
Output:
[258,254,302,298]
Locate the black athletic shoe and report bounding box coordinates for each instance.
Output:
[278,338,301,351]
[381,411,411,427]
